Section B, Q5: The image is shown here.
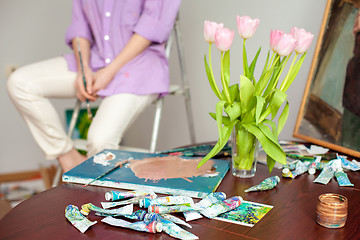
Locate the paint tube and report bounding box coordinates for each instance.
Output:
[80,203,133,216]
[337,155,360,171]
[282,168,293,178]
[65,205,97,233]
[101,216,162,233]
[143,213,198,239]
[121,210,148,220]
[161,214,192,229]
[184,192,226,221]
[335,171,354,187]
[139,195,194,208]
[291,161,308,178]
[149,203,196,214]
[101,194,156,209]
[284,160,298,170]
[105,190,157,201]
[199,196,243,219]
[308,156,322,175]
[244,176,280,192]
[160,218,199,240]
[313,166,334,185]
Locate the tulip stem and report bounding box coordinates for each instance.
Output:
[220,52,231,104]
[280,53,298,92]
[208,43,222,99]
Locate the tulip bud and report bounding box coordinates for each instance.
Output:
[204,20,224,43]
[275,33,297,56]
[236,15,260,39]
[215,27,235,52]
[291,27,314,54]
[270,29,284,52]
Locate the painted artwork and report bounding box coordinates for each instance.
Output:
[62,150,230,198]
[65,107,97,140]
[214,200,273,227]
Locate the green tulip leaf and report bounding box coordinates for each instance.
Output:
[229,84,240,103]
[269,90,287,120]
[266,155,276,173]
[223,50,231,86]
[242,123,286,164]
[209,112,231,126]
[277,100,289,134]
[255,96,265,124]
[216,100,227,144]
[225,102,241,121]
[240,75,255,113]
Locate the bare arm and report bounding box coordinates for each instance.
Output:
[71,37,97,101]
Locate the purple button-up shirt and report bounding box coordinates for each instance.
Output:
[63,0,181,97]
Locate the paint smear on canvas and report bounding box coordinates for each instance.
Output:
[128,156,215,182]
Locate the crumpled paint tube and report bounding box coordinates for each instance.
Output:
[101,216,162,233]
[184,192,226,221]
[284,160,298,170]
[244,176,280,192]
[65,205,97,233]
[161,214,192,229]
[337,155,360,171]
[335,171,354,187]
[122,209,148,220]
[105,190,157,201]
[148,203,196,214]
[80,203,133,216]
[199,196,243,219]
[313,166,334,185]
[291,161,308,178]
[139,196,194,208]
[143,213,198,240]
[101,194,157,209]
[308,156,322,175]
[160,218,198,240]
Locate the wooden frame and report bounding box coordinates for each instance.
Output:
[294,0,360,158]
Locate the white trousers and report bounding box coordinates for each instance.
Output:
[7,57,156,159]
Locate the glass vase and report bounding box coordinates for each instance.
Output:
[231,127,260,178]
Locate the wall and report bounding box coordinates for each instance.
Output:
[0,0,328,174]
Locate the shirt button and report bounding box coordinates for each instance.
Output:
[104,35,110,41]
[105,58,111,64]
[105,12,111,17]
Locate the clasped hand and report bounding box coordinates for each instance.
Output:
[75,65,115,102]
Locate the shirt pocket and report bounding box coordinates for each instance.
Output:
[121,0,142,29]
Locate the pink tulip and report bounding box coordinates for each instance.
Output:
[274,33,297,56]
[204,20,224,43]
[236,15,260,39]
[270,30,284,51]
[215,27,235,52]
[291,27,314,54]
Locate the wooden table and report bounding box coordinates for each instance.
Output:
[1,162,359,240]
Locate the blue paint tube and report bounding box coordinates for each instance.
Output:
[244,176,280,192]
[335,171,354,187]
[80,203,133,216]
[184,192,226,221]
[199,196,243,219]
[65,205,97,233]
[139,195,194,208]
[337,155,360,171]
[102,216,162,233]
[313,166,334,185]
[291,161,308,178]
[105,190,157,201]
